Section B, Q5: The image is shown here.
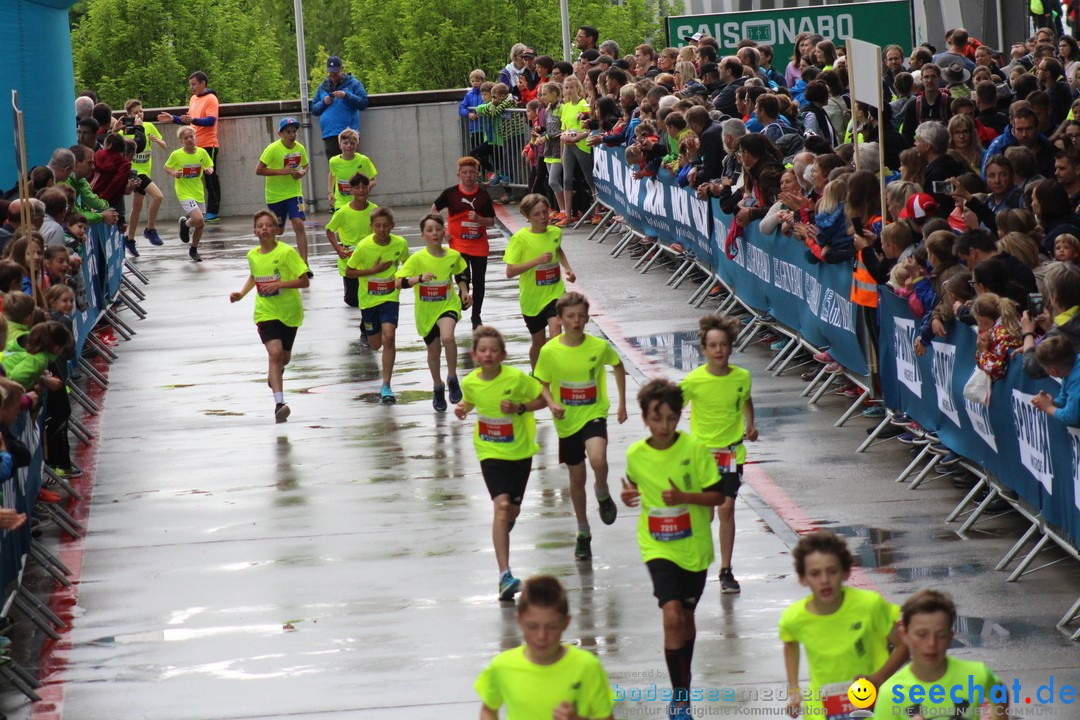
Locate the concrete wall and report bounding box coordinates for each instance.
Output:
[148,101,462,222]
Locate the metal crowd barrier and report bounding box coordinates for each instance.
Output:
[459,107,532,189]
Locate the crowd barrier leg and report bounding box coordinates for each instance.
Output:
[586,209,615,242]
[572,199,599,231]
[764,337,796,372]
[807,374,838,405]
[714,290,741,315]
[116,290,147,320]
[0,664,41,702]
[16,586,63,630]
[121,274,146,301]
[666,258,694,286]
[103,308,134,340]
[688,272,717,306]
[6,660,40,690]
[834,393,869,429]
[996,522,1042,571]
[43,465,82,501]
[38,503,84,538]
[84,335,117,363]
[595,218,621,245]
[1056,596,1080,639]
[1006,533,1054,582]
[69,381,102,414]
[945,473,989,523]
[801,365,831,397]
[12,593,61,640]
[957,486,1002,535]
[29,541,72,587]
[69,416,94,446]
[856,414,893,453]
[907,453,943,489]
[637,246,667,275]
[895,444,933,483]
[633,244,660,271]
[610,229,635,257]
[124,258,149,284]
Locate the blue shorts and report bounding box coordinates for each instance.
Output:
[268,197,306,227]
[361,302,400,337]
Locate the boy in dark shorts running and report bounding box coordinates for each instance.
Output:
[620,378,723,719]
[534,292,627,561]
[230,210,310,423]
[680,314,757,594]
[456,326,548,601]
[505,193,576,368]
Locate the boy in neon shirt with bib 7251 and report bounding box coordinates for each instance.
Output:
[345,207,409,404]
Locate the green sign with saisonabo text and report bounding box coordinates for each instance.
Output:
[667,0,913,69]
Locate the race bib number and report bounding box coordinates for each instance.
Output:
[182,165,201,179]
[478,415,514,443]
[461,220,483,241]
[647,506,692,541]
[711,447,738,474]
[284,152,302,169]
[560,380,597,406]
[133,151,150,164]
[337,180,351,195]
[419,281,450,302]
[818,683,858,720]
[535,262,561,286]
[254,273,281,297]
[367,277,395,296]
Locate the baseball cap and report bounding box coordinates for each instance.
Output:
[900,192,939,220]
[522,48,537,58]
[690,32,704,42]
[278,117,301,132]
[327,55,344,71]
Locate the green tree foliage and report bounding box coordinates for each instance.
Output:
[72,0,290,108]
[345,0,667,92]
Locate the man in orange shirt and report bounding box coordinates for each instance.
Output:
[159,71,222,222]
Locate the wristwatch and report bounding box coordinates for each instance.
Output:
[516,403,527,415]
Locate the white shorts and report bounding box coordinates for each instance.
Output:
[180,199,204,216]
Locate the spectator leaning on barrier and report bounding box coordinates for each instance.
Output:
[1021,260,1080,377]
[1032,335,1080,425]
[66,146,117,227]
[311,56,370,159]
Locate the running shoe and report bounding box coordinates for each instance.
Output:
[380,385,396,404]
[824,362,843,374]
[574,532,592,561]
[38,489,62,504]
[274,402,291,423]
[489,174,503,187]
[189,246,202,262]
[861,405,886,418]
[498,571,521,602]
[800,368,822,381]
[447,375,462,404]
[179,216,190,243]
[706,284,724,299]
[889,413,912,426]
[769,339,787,352]
[123,235,140,257]
[598,496,618,525]
[939,451,963,466]
[590,212,606,224]
[896,432,929,446]
[432,386,448,413]
[143,227,164,246]
[719,567,741,594]
[204,212,220,224]
[812,350,833,364]
[482,172,496,185]
[554,213,573,228]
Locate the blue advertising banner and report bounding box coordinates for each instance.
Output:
[878,289,1080,547]
[710,202,868,376]
[591,145,628,218]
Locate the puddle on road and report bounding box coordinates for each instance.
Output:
[626,331,703,372]
[818,523,904,570]
[203,409,245,417]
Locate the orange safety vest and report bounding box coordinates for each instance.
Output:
[850,215,882,308]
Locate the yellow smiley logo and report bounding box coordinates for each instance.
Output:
[848,678,877,709]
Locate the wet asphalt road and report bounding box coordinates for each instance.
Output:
[7,207,1080,719]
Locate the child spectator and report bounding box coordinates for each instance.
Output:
[473,83,517,191]
[626,121,661,179]
[973,292,1022,380]
[455,326,547,602]
[779,530,906,719]
[619,378,723,718]
[326,128,377,213]
[539,83,569,222]
[468,82,497,178]
[3,321,72,391]
[163,126,214,262]
[229,211,311,423]
[43,284,78,477]
[522,99,543,191]
[344,207,409,403]
[65,211,87,248]
[326,173,377,307]
[474,575,614,719]
[557,77,595,227]
[395,213,471,413]
[256,117,311,267]
[1055,232,1080,262]
[3,292,34,354]
[42,246,70,291]
[889,260,915,294]
[0,261,24,294]
[801,177,854,263]
[1032,335,1080,425]
[913,231,967,356]
[505,194,576,368]
[7,235,44,300]
[459,69,486,137]
[91,133,137,252]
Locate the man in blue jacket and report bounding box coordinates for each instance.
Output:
[310,56,370,158]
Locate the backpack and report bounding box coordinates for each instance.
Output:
[767,122,805,163]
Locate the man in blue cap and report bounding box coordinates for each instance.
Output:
[310,55,370,159]
[256,116,312,271]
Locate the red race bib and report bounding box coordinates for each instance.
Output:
[367,277,395,296]
[535,262,561,286]
[647,506,692,541]
[711,448,738,474]
[419,281,450,302]
[478,415,514,443]
[337,180,351,195]
[560,380,597,406]
[182,165,201,179]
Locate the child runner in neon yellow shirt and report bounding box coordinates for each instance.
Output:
[475,575,615,720]
[326,172,377,307]
[256,117,311,269]
[229,211,311,423]
[679,314,758,595]
[327,127,378,211]
[345,207,409,403]
[779,530,907,719]
[620,378,724,719]
[456,326,547,601]
[121,99,168,250]
[163,126,214,262]
[533,292,627,562]
[874,589,1007,719]
[505,193,576,368]
[395,213,472,412]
